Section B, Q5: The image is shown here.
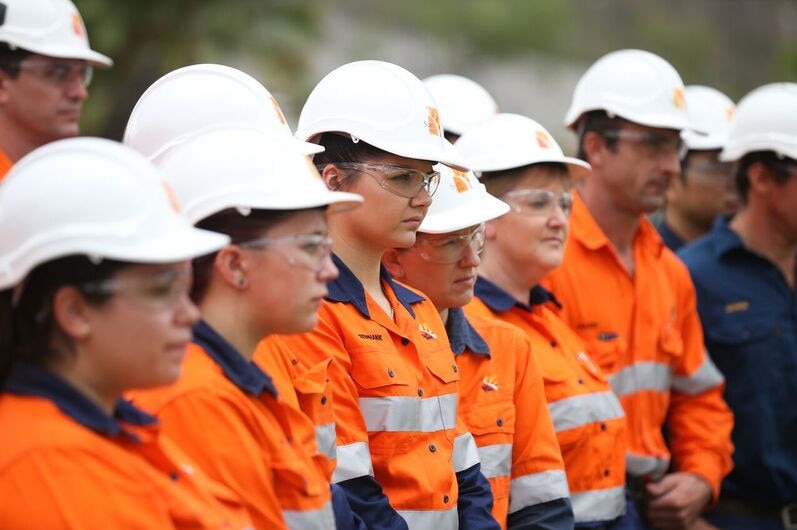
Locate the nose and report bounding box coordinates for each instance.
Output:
[175,293,201,327]
[548,205,569,228]
[659,150,681,178]
[410,186,433,208]
[459,243,481,268]
[317,252,339,282]
[64,75,88,102]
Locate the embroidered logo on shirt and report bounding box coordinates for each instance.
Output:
[418,323,438,340]
[598,331,618,341]
[481,375,499,392]
[724,301,750,314]
[358,333,384,341]
[576,321,598,330]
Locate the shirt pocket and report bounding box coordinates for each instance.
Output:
[350,350,412,391]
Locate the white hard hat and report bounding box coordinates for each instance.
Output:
[123,64,322,163]
[0,0,112,67]
[419,164,509,234]
[456,113,591,181]
[296,60,468,170]
[721,82,797,162]
[682,85,736,151]
[564,49,688,131]
[422,74,498,136]
[154,126,363,226]
[0,138,228,289]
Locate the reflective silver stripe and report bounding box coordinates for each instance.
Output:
[609,362,672,397]
[283,500,337,530]
[626,452,669,479]
[315,423,337,460]
[452,432,481,472]
[359,393,457,433]
[477,443,512,479]
[672,354,725,395]
[397,506,458,530]
[571,485,626,523]
[332,442,373,482]
[508,469,570,513]
[547,390,625,432]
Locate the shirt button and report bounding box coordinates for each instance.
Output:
[604,469,610,477]
[443,495,450,504]
[418,389,424,397]
[550,340,558,347]
[577,378,584,385]
[428,444,437,453]
[169,471,179,481]
[401,337,410,345]
[452,365,459,373]
[388,369,395,378]
[496,419,503,427]
[321,395,328,405]
[600,422,607,431]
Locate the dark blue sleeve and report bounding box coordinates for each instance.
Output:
[456,463,502,530]
[507,497,574,530]
[336,475,409,530]
[331,483,368,530]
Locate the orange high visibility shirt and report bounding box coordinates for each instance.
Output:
[131,321,334,530]
[254,335,337,482]
[447,307,573,529]
[468,280,628,524]
[542,192,734,498]
[0,149,12,182]
[278,257,491,529]
[0,364,252,530]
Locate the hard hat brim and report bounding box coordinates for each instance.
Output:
[419,193,510,234]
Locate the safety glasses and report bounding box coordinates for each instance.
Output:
[326,162,441,198]
[683,159,734,184]
[81,267,192,309]
[503,189,573,218]
[238,233,333,272]
[414,224,486,264]
[18,59,93,87]
[602,129,688,160]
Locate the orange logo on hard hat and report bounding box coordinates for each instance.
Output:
[725,106,735,122]
[452,169,471,193]
[481,375,499,392]
[71,13,84,37]
[426,107,441,136]
[270,96,287,125]
[673,87,685,109]
[161,181,181,213]
[535,130,551,149]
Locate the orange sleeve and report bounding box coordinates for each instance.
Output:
[666,257,734,501]
[155,389,287,529]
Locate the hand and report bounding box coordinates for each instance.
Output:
[644,472,712,530]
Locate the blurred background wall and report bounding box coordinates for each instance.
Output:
[78,0,797,152]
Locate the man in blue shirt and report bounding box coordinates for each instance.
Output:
[679,82,797,530]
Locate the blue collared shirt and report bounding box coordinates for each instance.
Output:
[656,219,687,252]
[474,276,562,313]
[679,217,797,507]
[446,307,490,356]
[4,363,155,441]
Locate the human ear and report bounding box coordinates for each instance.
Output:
[52,286,93,340]
[214,246,249,290]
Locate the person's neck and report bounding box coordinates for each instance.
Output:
[580,180,640,274]
[0,119,47,162]
[330,224,391,312]
[200,296,261,362]
[478,255,540,305]
[731,206,797,288]
[664,208,710,245]
[45,355,119,416]
[438,307,450,325]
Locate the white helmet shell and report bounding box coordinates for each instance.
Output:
[682,85,736,151]
[564,49,688,131]
[456,113,591,181]
[422,74,498,136]
[124,64,322,163]
[721,82,797,162]
[0,0,112,67]
[154,126,363,225]
[0,138,228,289]
[419,164,509,234]
[296,60,468,170]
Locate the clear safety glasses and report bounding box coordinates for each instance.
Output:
[81,267,192,309]
[326,162,441,198]
[414,224,486,264]
[238,233,333,273]
[503,189,574,218]
[602,129,688,160]
[683,159,735,184]
[18,59,93,87]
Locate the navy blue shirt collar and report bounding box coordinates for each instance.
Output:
[656,219,686,252]
[474,276,562,312]
[4,363,156,439]
[707,216,746,258]
[446,307,490,356]
[192,320,278,398]
[327,253,425,318]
